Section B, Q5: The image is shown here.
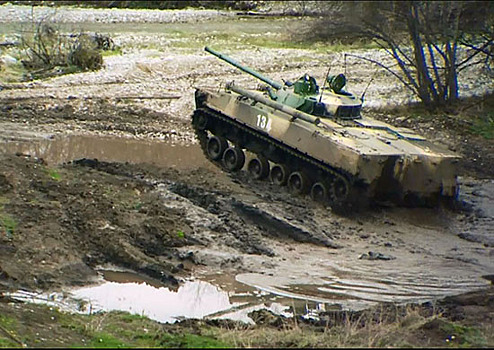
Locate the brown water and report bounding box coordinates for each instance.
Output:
[0,134,217,170]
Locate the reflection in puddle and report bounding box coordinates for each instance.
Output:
[72,279,239,323]
[69,270,292,324]
[0,134,217,170]
[9,266,486,325]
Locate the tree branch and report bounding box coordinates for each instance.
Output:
[344,53,417,94]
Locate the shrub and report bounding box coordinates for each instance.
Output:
[15,13,116,80]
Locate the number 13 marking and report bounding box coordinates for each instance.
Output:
[256,114,269,130]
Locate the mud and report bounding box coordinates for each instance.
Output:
[0,4,493,332]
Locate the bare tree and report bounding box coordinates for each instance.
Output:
[305,1,494,110]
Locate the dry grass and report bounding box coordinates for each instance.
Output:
[211,303,490,348]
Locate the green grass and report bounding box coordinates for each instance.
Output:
[0,214,17,237]
[0,196,17,238]
[47,168,62,181]
[0,338,18,347]
[101,46,123,56]
[440,321,488,347]
[88,332,129,348]
[158,333,230,348]
[471,115,494,139]
[0,298,492,348]
[0,314,22,347]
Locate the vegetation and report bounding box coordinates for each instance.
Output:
[0,196,16,238]
[471,115,494,139]
[47,168,62,181]
[0,10,118,83]
[302,1,494,111]
[0,298,492,348]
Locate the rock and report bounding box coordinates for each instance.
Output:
[358,251,396,261]
[1,54,17,66]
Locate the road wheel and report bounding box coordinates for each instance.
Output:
[207,136,228,161]
[248,155,270,180]
[288,171,310,195]
[310,182,328,203]
[270,164,290,186]
[328,177,349,204]
[222,147,245,171]
[194,113,209,130]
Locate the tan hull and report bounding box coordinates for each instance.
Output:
[196,87,459,201]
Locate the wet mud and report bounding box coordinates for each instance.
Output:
[0,6,493,328]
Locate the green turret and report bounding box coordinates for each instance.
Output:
[204,46,362,119]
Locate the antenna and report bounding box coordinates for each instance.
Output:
[344,53,347,77]
[319,65,331,103]
[361,66,379,102]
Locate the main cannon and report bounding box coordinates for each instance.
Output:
[193,47,460,208]
[205,46,283,90]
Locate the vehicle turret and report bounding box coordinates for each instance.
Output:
[205,46,362,119]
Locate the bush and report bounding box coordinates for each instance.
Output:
[67,34,103,71]
[16,15,116,80]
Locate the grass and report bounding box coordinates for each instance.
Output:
[0,292,492,348]
[471,115,494,139]
[213,305,492,348]
[88,332,129,348]
[57,309,233,348]
[160,30,380,53]
[0,196,17,238]
[0,214,17,237]
[0,314,23,347]
[47,168,62,181]
[101,46,123,57]
[440,321,488,347]
[158,333,230,348]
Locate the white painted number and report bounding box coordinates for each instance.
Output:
[256,114,269,130]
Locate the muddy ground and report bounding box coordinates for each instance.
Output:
[0,3,493,346]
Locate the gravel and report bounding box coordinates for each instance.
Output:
[0,3,233,24]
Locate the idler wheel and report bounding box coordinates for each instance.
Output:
[328,177,349,203]
[248,156,270,180]
[310,182,328,203]
[288,171,310,195]
[195,113,209,130]
[207,136,228,161]
[270,164,290,186]
[222,147,245,172]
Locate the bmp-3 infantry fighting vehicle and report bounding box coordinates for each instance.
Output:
[191,46,459,207]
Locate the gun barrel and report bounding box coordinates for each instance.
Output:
[205,46,283,90]
[227,82,320,125]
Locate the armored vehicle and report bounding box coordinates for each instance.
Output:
[191,46,459,207]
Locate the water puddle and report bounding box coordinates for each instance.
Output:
[0,134,217,170]
[4,262,491,325]
[3,270,365,324]
[71,272,254,323]
[2,270,293,324]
